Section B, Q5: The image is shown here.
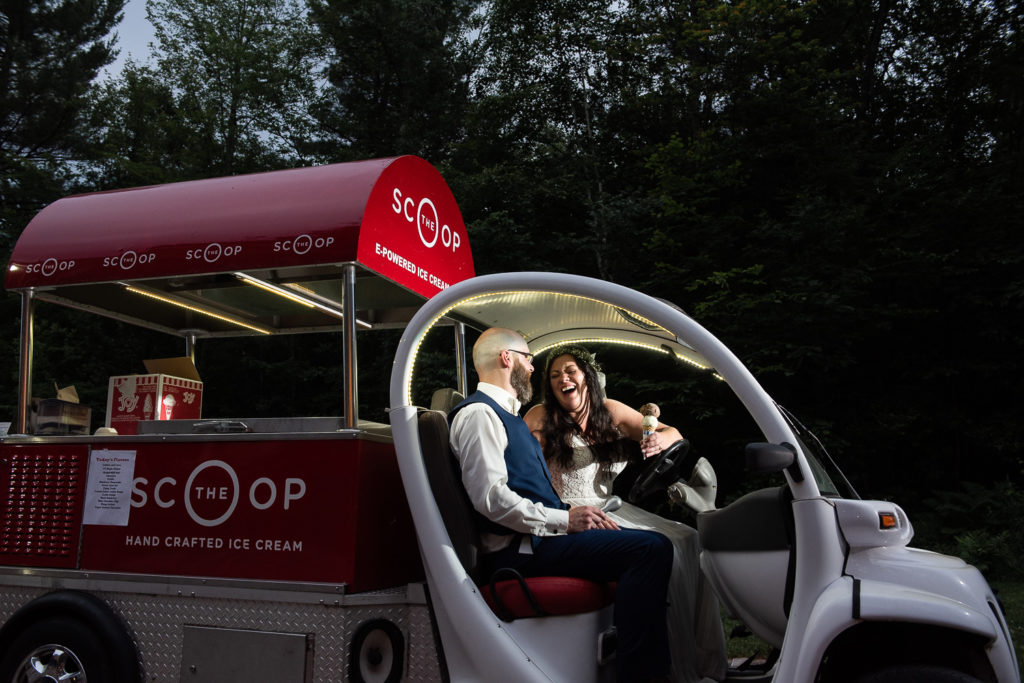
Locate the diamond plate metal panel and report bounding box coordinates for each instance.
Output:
[0,582,443,682]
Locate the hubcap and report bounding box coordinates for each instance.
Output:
[17,644,86,683]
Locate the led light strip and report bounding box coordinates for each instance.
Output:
[531,338,711,371]
[403,290,717,404]
[122,284,273,335]
[280,282,372,329]
[235,272,325,309]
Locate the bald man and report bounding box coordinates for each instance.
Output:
[449,328,672,683]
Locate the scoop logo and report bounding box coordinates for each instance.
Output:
[185,242,243,263]
[100,250,158,270]
[26,257,76,275]
[392,187,461,252]
[272,234,335,255]
[131,459,307,527]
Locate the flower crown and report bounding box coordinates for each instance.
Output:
[543,345,601,376]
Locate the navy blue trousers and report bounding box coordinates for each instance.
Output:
[482,528,672,681]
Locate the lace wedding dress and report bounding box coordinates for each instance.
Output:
[548,436,728,683]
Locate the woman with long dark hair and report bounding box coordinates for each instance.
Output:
[524,345,727,683]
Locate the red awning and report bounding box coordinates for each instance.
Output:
[5,156,473,301]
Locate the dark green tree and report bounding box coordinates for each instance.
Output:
[144,0,325,175]
[308,0,479,163]
[636,0,1024,500]
[0,0,124,243]
[457,0,667,279]
[80,61,193,188]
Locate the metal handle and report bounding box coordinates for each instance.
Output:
[191,420,252,434]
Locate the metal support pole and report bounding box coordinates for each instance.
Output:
[342,264,358,429]
[15,290,35,434]
[183,331,198,365]
[454,322,468,396]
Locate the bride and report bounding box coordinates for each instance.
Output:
[524,345,727,683]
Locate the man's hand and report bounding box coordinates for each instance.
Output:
[568,505,620,532]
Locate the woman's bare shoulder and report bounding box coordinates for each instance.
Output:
[523,404,547,431]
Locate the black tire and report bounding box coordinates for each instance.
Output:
[854,665,984,683]
[0,591,139,683]
[348,619,405,683]
[0,615,117,683]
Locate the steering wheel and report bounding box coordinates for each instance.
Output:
[627,438,694,504]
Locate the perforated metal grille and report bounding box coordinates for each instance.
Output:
[0,446,85,564]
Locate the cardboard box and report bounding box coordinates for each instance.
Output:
[32,398,92,436]
[106,358,203,435]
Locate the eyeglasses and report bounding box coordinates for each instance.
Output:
[506,348,534,364]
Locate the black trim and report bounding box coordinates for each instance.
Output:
[487,567,549,622]
[852,578,862,619]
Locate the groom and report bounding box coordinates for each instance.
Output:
[449,327,672,683]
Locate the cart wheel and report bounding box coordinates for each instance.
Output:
[0,615,126,683]
[854,665,983,683]
[349,619,405,683]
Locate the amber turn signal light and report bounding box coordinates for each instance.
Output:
[878,512,898,529]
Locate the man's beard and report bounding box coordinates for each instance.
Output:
[510,361,533,404]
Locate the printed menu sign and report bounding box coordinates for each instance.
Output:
[83,449,136,526]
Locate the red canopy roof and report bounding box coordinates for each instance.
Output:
[5,156,473,300]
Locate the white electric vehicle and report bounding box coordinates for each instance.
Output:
[388,271,1019,683]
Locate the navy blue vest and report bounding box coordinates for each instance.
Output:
[450,390,568,536]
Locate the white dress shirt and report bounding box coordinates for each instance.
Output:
[449,382,570,552]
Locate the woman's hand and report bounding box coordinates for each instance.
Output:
[568,505,620,532]
[641,431,667,458]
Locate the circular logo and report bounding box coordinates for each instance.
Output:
[184,460,240,527]
[416,198,440,248]
[203,243,223,263]
[292,234,313,255]
[120,250,138,269]
[41,258,58,277]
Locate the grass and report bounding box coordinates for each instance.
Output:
[722,613,773,663]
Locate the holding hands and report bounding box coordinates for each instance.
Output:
[568,505,620,532]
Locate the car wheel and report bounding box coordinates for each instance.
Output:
[0,615,128,683]
[854,665,984,683]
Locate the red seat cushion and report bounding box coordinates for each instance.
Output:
[482,576,616,620]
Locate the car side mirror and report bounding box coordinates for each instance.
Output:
[745,442,803,482]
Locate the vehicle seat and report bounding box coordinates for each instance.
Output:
[430,387,465,415]
[417,409,616,620]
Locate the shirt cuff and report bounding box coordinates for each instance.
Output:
[544,508,570,535]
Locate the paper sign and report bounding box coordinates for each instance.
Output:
[83,449,137,525]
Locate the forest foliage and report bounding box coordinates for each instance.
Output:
[1,0,1022,575]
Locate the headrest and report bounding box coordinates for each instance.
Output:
[430,387,465,415]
